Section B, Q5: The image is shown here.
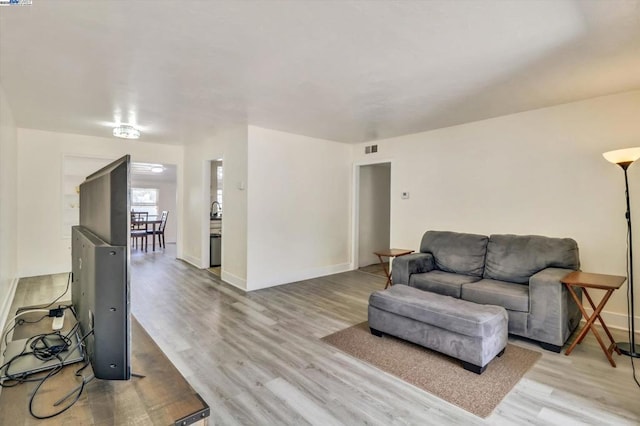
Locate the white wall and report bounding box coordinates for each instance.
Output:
[246,126,352,290]
[0,84,19,325]
[182,142,206,266]
[130,177,177,244]
[182,127,248,289]
[358,163,391,267]
[16,128,184,277]
[353,90,640,329]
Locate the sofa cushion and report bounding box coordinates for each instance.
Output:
[410,271,481,298]
[461,279,530,312]
[369,284,507,338]
[484,234,580,284]
[420,231,489,277]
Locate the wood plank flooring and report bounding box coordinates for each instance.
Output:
[6,245,640,425]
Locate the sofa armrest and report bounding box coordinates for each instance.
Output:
[528,268,582,347]
[391,253,434,286]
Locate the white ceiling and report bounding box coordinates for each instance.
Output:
[131,163,177,183]
[1,1,639,144]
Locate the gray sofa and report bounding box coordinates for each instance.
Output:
[391,230,582,352]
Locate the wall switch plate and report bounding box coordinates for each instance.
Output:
[401,191,410,199]
[371,145,378,153]
[365,146,371,154]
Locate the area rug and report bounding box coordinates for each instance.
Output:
[321,322,541,418]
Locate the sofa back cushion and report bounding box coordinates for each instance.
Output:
[420,231,489,277]
[484,234,580,284]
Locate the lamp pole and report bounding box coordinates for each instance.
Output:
[619,163,639,357]
[603,148,640,358]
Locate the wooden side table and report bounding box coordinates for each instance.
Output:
[374,248,414,289]
[561,271,626,367]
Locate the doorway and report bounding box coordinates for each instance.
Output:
[207,159,223,276]
[130,162,178,254]
[354,162,391,275]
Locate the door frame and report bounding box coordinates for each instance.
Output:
[201,157,225,269]
[351,158,393,270]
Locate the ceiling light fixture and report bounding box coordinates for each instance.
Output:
[113,125,140,139]
[131,162,165,175]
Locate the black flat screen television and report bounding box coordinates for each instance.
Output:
[71,155,131,380]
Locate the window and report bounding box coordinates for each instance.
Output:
[216,165,223,209]
[131,188,159,216]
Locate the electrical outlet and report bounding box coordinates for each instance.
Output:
[365,146,371,154]
[371,145,378,153]
[401,191,410,199]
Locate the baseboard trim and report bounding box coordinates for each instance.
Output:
[246,262,352,291]
[0,277,20,336]
[181,255,201,269]
[582,307,640,332]
[220,271,247,291]
[181,254,247,291]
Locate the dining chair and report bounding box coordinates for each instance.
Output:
[130,211,149,251]
[147,211,169,249]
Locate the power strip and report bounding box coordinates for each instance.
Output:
[52,312,65,331]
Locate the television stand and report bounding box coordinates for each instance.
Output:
[0,313,210,425]
[54,371,147,407]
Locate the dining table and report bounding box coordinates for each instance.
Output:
[132,215,163,252]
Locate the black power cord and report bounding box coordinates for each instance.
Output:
[0,322,79,386]
[2,314,49,356]
[41,272,72,310]
[27,329,93,420]
[26,360,85,420]
[0,341,65,387]
[17,272,72,314]
[30,332,73,361]
[0,274,92,419]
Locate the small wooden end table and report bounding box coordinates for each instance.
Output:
[374,248,414,289]
[561,271,626,367]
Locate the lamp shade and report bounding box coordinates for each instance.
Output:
[602,147,640,165]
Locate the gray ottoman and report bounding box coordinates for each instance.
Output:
[368,285,508,374]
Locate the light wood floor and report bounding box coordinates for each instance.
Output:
[207,265,221,277]
[6,245,640,425]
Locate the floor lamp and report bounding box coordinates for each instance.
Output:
[603,147,640,358]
